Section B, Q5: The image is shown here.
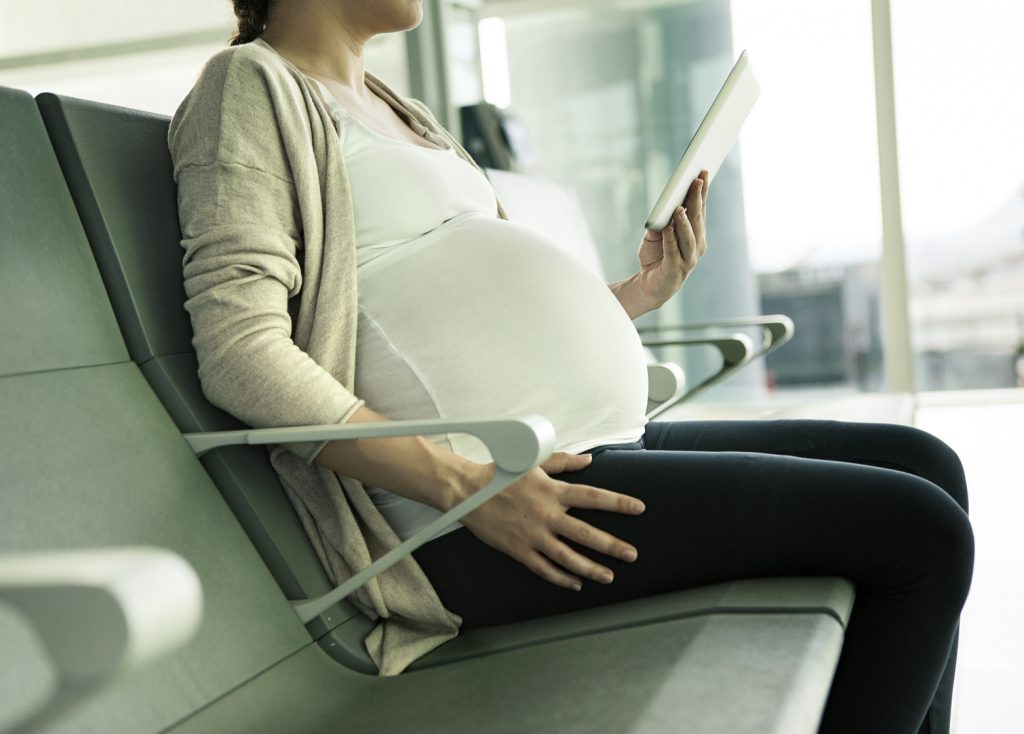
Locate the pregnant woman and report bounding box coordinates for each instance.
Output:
[168,2,973,732]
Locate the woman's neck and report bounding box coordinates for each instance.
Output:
[261,4,369,99]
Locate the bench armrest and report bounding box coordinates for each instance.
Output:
[643,333,755,418]
[646,362,687,405]
[0,547,202,680]
[0,548,202,732]
[639,314,795,359]
[183,416,556,623]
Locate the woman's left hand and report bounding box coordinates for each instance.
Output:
[633,169,709,311]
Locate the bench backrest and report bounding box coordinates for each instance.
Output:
[0,84,315,731]
[35,91,376,670]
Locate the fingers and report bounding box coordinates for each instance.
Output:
[540,536,617,586]
[536,513,640,588]
[671,206,696,267]
[685,175,703,211]
[684,170,709,210]
[556,514,638,564]
[661,208,685,267]
[539,452,593,475]
[558,482,646,515]
[523,549,584,591]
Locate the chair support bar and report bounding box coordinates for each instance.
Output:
[638,314,795,360]
[183,416,556,623]
[642,333,756,419]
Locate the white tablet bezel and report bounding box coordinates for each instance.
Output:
[644,50,760,231]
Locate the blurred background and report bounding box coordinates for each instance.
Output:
[3,0,1021,402]
[3,0,1021,728]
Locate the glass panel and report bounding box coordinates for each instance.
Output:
[446,1,484,106]
[730,0,885,393]
[891,0,1024,390]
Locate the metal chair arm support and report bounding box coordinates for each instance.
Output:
[182,416,556,623]
[642,333,755,419]
[638,314,795,359]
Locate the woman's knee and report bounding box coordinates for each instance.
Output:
[873,424,969,515]
[903,476,975,609]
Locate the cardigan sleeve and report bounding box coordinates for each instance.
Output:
[170,50,362,463]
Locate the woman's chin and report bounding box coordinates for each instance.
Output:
[405,2,424,30]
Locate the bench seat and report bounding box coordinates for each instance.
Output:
[176,606,847,734]
[1,83,853,734]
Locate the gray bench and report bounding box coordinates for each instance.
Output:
[1,84,853,733]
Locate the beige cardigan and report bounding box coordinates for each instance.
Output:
[168,37,508,675]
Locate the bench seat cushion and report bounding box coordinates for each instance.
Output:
[175,610,845,734]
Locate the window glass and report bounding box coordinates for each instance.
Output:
[730,0,887,392]
[891,0,1024,390]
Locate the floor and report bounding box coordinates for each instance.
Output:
[667,386,1024,732]
[914,389,1024,733]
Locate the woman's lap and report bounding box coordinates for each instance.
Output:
[412,419,974,734]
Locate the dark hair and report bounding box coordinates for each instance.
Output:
[229,0,271,46]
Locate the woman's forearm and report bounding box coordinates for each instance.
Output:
[312,405,493,511]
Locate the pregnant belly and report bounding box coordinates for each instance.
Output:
[355,212,649,463]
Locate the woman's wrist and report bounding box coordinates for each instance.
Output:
[609,273,663,320]
[312,405,495,511]
[430,446,495,512]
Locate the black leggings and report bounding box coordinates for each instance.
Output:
[413,420,974,734]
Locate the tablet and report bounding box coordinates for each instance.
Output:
[645,50,760,231]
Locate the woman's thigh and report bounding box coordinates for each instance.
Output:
[642,418,969,513]
[415,444,971,629]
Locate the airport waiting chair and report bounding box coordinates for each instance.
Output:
[1,83,853,733]
[484,168,794,416]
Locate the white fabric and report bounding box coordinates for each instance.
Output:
[308,78,500,266]
[313,79,649,541]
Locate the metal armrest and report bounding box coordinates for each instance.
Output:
[183,416,556,623]
[639,314,795,361]
[643,333,755,418]
[0,548,202,732]
[646,362,686,405]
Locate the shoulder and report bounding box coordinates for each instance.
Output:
[179,42,290,107]
[172,41,300,124]
[169,41,306,170]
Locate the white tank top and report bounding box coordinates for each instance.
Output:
[311,79,649,540]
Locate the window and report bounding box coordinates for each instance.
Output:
[891,0,1024,390]
[483,0,765,402]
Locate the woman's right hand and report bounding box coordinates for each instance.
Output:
[459,458,646,590]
